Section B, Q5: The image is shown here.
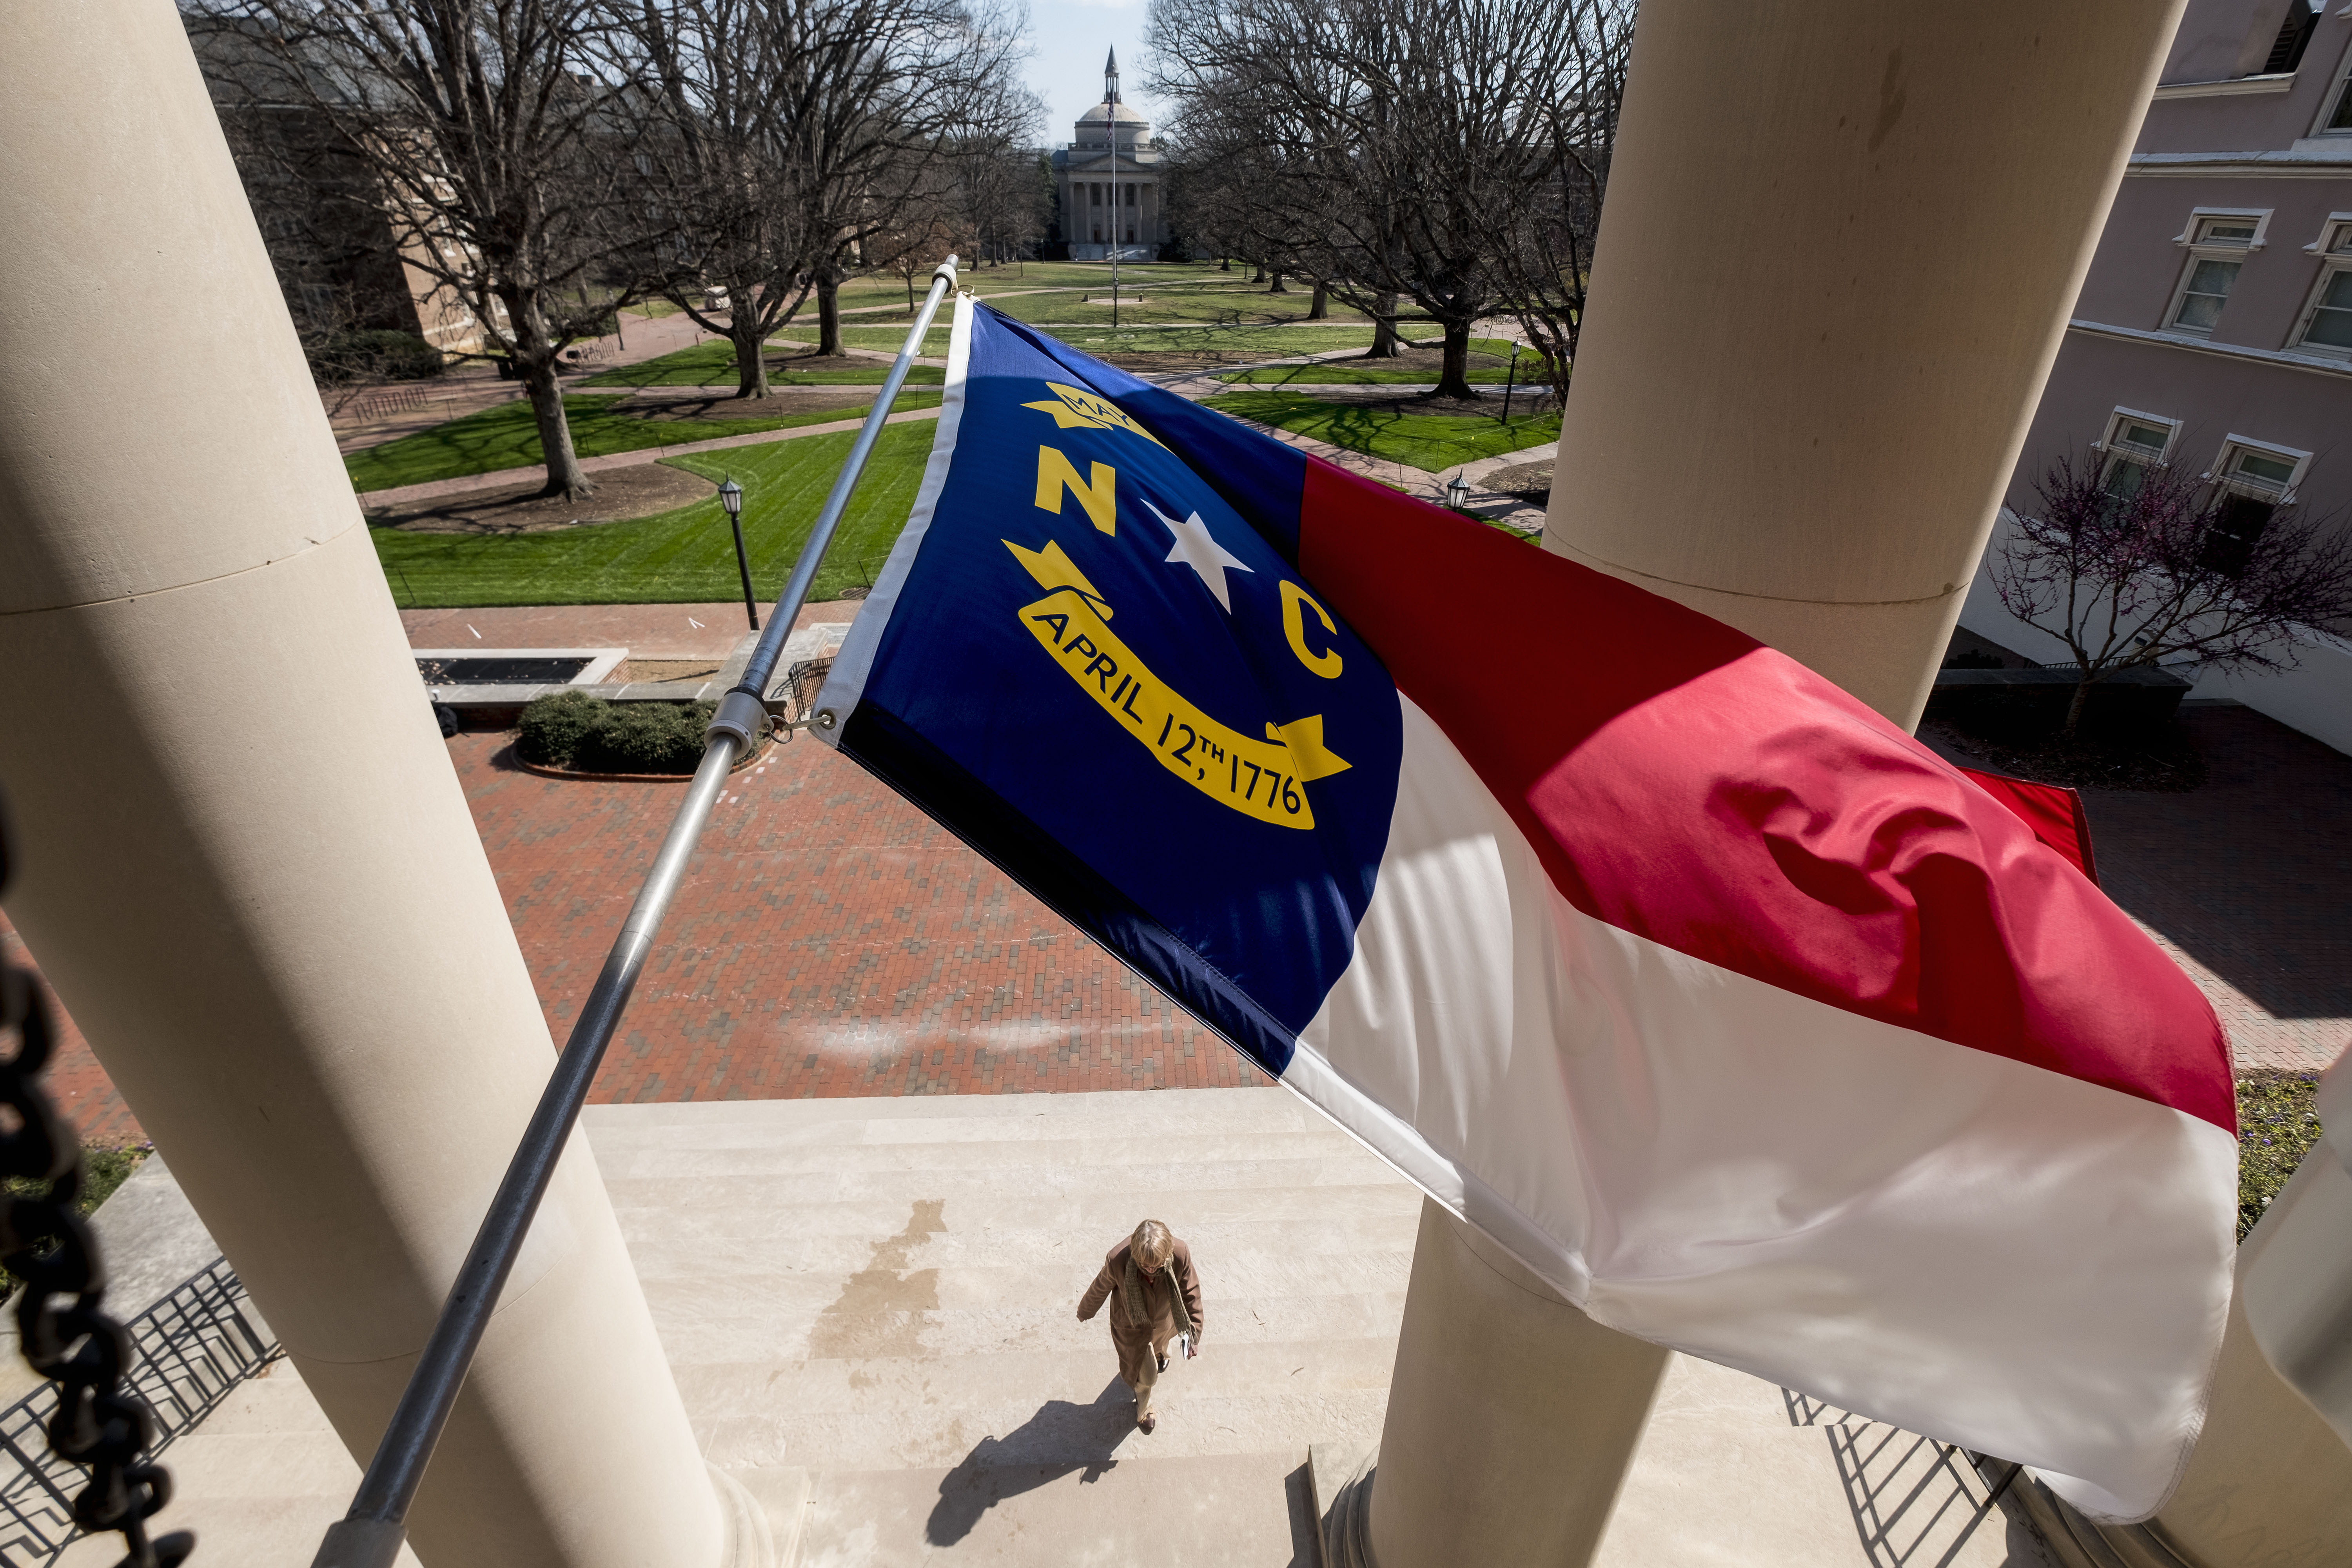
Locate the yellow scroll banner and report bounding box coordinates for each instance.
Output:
[1005,542,1350,830]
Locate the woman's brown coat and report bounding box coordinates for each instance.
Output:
[1076,1236,1205,1389]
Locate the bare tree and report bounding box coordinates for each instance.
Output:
[1994,449,2352,735]
[192,0,654,499]
[1150,0,1627,395]
[612,0,827,398]
[751,0,1027,352]
[1468,0,1633,398]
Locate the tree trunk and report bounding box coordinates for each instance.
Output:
[1437,319,1475,401]
[1220,255,1231,272]
[817,267,843,357]
[521,356,593,499]
[1366,292,1402,359]
[1250,261,1264,283]
[1267,270,1288,293]
[904,271,916,312]
[1307,280,1329,319]
[731,311,769,399]
[2063,677,2093,737]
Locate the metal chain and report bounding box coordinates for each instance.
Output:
[0,802,192,1568]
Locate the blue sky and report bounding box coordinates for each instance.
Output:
[1019,0,1169,148]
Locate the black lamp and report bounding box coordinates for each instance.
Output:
[718,477,758,631]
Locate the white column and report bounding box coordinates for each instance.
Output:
[1546,0,2192,728]
[0,6,723,1566]
[1346,2,2244,1564]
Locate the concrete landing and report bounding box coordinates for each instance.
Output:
[56,1088,2060,1564]
[595,1089,1412,1565]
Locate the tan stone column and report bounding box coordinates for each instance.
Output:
[1527,6,2352,1568]
[1360,1201,1668,1568]
[1349,2,2229,1564]
[1546,0,2189,729]
[0,5,722,1566]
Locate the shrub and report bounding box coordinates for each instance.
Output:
[576,701,713,773]
[517,690,605,767]
[517,692,715,773]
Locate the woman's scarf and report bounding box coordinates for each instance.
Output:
[1118,1246,1196,1342]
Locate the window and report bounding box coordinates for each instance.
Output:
[2200,437,2311,576]
[2291,218,2352,358]
[2172,258,2243,331]
[2191,215,2261,245]
[2165,210,2267,335]
[2321,45,2352,133]
[2096,409,2179,497]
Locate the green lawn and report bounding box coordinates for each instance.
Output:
[1220,338,1547,385]
[1200,390,1559,472]
[372,423,937,606]
[346,391,942,492]
[978,289,1383,330]
[776,319,1397,360]
[582,340,948,389]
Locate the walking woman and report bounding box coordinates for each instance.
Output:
[1077,1219,1203,1433]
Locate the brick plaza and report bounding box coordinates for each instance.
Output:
[8,642,2345,1148]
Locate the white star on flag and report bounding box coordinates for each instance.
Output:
[1142,498,1254,612]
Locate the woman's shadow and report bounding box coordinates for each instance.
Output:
[924,1377,1138,1546]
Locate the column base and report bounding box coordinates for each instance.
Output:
[1308,1443,1378,1568]
[710,1466,811,1568]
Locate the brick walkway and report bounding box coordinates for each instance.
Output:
[10,684,2345,1147]
[2076,703,2352,1073]
[465,730,1269,1102]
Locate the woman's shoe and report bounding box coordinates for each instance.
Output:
[1137,1412,1157,1434]
[1156,1354,1169,1372]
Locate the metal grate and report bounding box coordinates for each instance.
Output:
[0,1258,281,1566]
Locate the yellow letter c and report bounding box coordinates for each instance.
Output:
[1281,581,1343,679]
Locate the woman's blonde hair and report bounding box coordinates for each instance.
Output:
[1131,1219,1174,1270]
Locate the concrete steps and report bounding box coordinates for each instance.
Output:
[600,1088,1414,1563]
[58,1087,2054,1564]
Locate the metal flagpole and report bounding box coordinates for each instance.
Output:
[310,255,962,1568]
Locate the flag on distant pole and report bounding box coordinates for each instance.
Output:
[812,297,2236,1522]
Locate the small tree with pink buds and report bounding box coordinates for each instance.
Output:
[1992,448,2352,736]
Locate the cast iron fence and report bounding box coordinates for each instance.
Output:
[0,1259,280,1566]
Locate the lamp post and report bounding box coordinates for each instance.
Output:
[718,477,758,631]
[1501,340,1525,423]
[1445,473,1472,513]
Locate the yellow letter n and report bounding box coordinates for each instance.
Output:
[1036,445,1117,534]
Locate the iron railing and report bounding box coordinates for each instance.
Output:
[0,1258,281,1567]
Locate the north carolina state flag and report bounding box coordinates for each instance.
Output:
[814,299,2236,1521]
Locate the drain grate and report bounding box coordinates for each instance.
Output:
[417,656,593,685]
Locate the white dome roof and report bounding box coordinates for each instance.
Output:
[1079,100,1148,126]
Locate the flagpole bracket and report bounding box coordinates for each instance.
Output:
[705,688,767,759]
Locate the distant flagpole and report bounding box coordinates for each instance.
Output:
[1107,48,1121,328]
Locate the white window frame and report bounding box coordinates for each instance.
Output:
[2310,33,2352,136]
[2285,214,2352,359]
[2093,407,2181,493]
[2170,207,2274,250]
[2202,434,2313,505]
[2162,211,2267,337]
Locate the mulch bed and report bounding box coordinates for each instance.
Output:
[1482,459,1553,502]
[365,464,716,534]
[1920,711,2209,793]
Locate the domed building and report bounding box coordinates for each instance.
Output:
[1050,50,1163,261]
